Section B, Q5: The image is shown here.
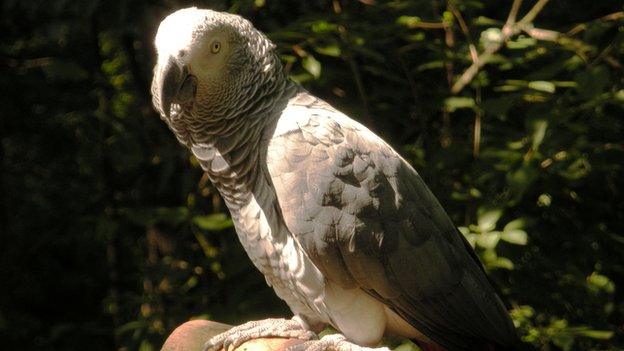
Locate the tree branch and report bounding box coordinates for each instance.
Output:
[406,21,446,29]
[448,2,479,64]
[506,0,523,26]
[451,0,551,94]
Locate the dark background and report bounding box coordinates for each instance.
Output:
[1,0,623,350]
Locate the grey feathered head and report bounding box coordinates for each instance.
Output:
[151,7,282,145]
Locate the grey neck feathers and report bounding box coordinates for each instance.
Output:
[186,55,299,208]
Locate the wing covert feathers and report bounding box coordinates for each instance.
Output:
[266,92,518,350]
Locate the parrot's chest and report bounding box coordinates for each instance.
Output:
[226,180,330,323]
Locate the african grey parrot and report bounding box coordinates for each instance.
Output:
[151,7,519,351]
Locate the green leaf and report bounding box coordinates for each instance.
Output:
[302,55,321,79]
[396,16,423,28]
[444,97,475,112]
[311,21,338,33]
[476,232,500,249]
[503,218,526,231]
[115,320,148,335]
[528,81,556,93]
[552,332,574,351]
[501,229,528,245]
[507,166,538,199]
[587,272,615,294]
[575,329,614,340]
[477,208,502,232]
[560,158,591,180]
[416,60,444,72]
[314,45,341,57]
[531,119,548,150]
[289,72,313,83]
[139,340,154,351]
[192,213,233,231]
[473,16,502,26]
[480,27,502,48]
[489,257,514,270]
[480,249,498,263]
[507,36,537,49]
[459,227,477,248]
[393,341,421,351]
[537,193,552,207]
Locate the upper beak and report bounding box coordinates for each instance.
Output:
[152,56,196,119]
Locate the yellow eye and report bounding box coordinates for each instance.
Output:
[211,41,221,54]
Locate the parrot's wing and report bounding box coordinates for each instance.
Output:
[265,93,517,350]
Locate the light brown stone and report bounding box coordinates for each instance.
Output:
[161,320,305,351]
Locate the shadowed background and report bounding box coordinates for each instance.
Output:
[1,0,623,350]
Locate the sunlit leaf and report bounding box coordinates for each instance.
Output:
[537,193,552,207]
[480,27,502,48]
[314,45,341,57]
[310,21,338,33]
[477,208,502,232]
[528,81,556,93]
[302,55,321,79]
[575,329,614,340]
[503,218,526,232]
[393,341,421,351]
[587,272,615,294]
[501,229,528,245]
[507,36,537,49]
[476,232,500,249]
[396,16,423,28]
[444,97,475,112]
[473,16,502,26]
[192,213,233,231]
[488,257,514,270]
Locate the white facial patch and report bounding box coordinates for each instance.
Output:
[154,7,214,66]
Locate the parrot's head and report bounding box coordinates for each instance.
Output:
[151,7,282,140]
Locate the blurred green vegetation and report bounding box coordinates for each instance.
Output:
[1,0,623,350]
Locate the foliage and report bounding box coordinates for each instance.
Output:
[1,1,623,350]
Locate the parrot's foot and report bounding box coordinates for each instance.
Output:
[286,334,390,351]
[203,318,317,351]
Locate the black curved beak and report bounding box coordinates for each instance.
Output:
[152,56,196,119]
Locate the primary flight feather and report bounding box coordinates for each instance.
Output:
[151,7,519,351]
